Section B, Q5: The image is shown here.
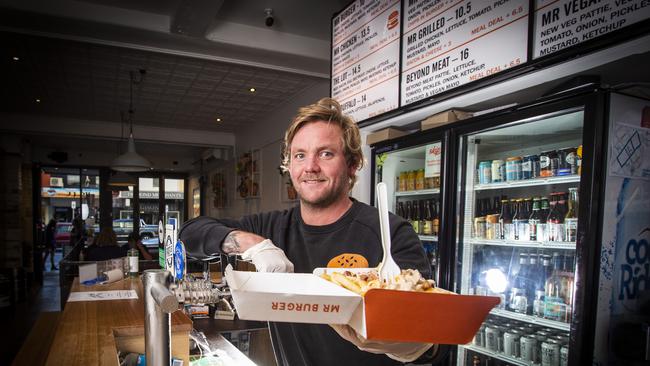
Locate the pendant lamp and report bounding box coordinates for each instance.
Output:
[111,69,152,172]
[110,131,152,172]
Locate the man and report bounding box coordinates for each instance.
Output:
[124,232,153,260]
[180,98,437,365]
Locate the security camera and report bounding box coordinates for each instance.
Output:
[264,8,274,27]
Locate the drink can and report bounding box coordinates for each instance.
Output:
[478,161,492,184]
[504,330,521,357]
[576,145,582,175]
[553,335,569,346]
[485,325,501,352]
[506,156,522,181]
[544,296,568,322]
[399,171,407,191]
[560,345,569,366]
[555,148,568,176]
[540,150,557,177]
[497,326,507,353]
[415,169,425,190]
[517,326,531,335]
[541,339,561,366]
[557,147,578,175]
[492,159,505,183]
[536,330,551,338]
[522,154,539,179]
[475,285,488,296]
[485,214,499,239]
[407,170,416,191]
[497,292,507,309]
[521,335,539,363]
[474,216,486,239]
[473,324,485,347]
[510,288,528,314]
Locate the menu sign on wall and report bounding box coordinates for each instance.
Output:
[533,0,650,58]
[401,0,529,106]
[332,0,401,122]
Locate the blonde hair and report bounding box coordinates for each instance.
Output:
[281,98,364,189]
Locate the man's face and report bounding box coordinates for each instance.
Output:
[288,121,354,208]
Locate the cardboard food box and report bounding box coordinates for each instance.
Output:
[421,109,473,131]
[366,128,409,145]
[225,266,499,344]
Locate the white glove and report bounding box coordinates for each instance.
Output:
[240,239,294,273]
[330,324,434,362]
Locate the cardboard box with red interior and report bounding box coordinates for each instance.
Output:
[225,266,499,344]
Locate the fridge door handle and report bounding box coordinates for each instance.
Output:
[646,323,650,361]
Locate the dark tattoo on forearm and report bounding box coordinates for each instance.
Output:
[222,231,241,254]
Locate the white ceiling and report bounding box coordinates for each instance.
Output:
[0,0,348,166]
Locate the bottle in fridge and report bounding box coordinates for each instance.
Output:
[372,136,447,286]
[454,103,587,366]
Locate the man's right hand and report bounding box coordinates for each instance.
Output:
[221,231,294,272]
[240,239,294,272]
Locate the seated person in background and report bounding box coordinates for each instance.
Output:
[124,232,153,260]
[84,228,126,261]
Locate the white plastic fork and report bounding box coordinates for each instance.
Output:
[376,182,401,282]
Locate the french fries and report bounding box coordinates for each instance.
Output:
[321,269,440,296]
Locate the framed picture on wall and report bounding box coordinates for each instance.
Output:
[236,149,261,199]
[192,187,200,218]
[211,170,227,209]
[280,173,298,203]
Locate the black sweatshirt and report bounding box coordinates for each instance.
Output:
[179,199,431,366]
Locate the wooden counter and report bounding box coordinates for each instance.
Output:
[46,277,192,365]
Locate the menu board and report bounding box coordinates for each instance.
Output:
[533,0,650,58]
[331,0,401,122]
[401,0,529,106]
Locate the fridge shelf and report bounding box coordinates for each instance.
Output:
[419,235,439,242]
[395,188,440,196]
[474,175,580,191]
[490,308,571,331]
[461,344,528,366]
[467,238,576,250]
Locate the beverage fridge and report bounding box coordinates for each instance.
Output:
[372,129,453,287]
[450,92,602,366]
[369,90,647,365]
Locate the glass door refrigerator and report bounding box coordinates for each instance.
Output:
[451,91,607,366]
[371,129,453,287]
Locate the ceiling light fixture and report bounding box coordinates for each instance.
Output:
[110,69,152,172]
[13,56,19,61]
[35,98,41,103]
[249,87,256,93]
[216,117,222,122]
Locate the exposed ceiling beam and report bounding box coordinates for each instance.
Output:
[205,21,330,62]
[171,0,225,38]
[0,7,330,78]
[0,113,236,148]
